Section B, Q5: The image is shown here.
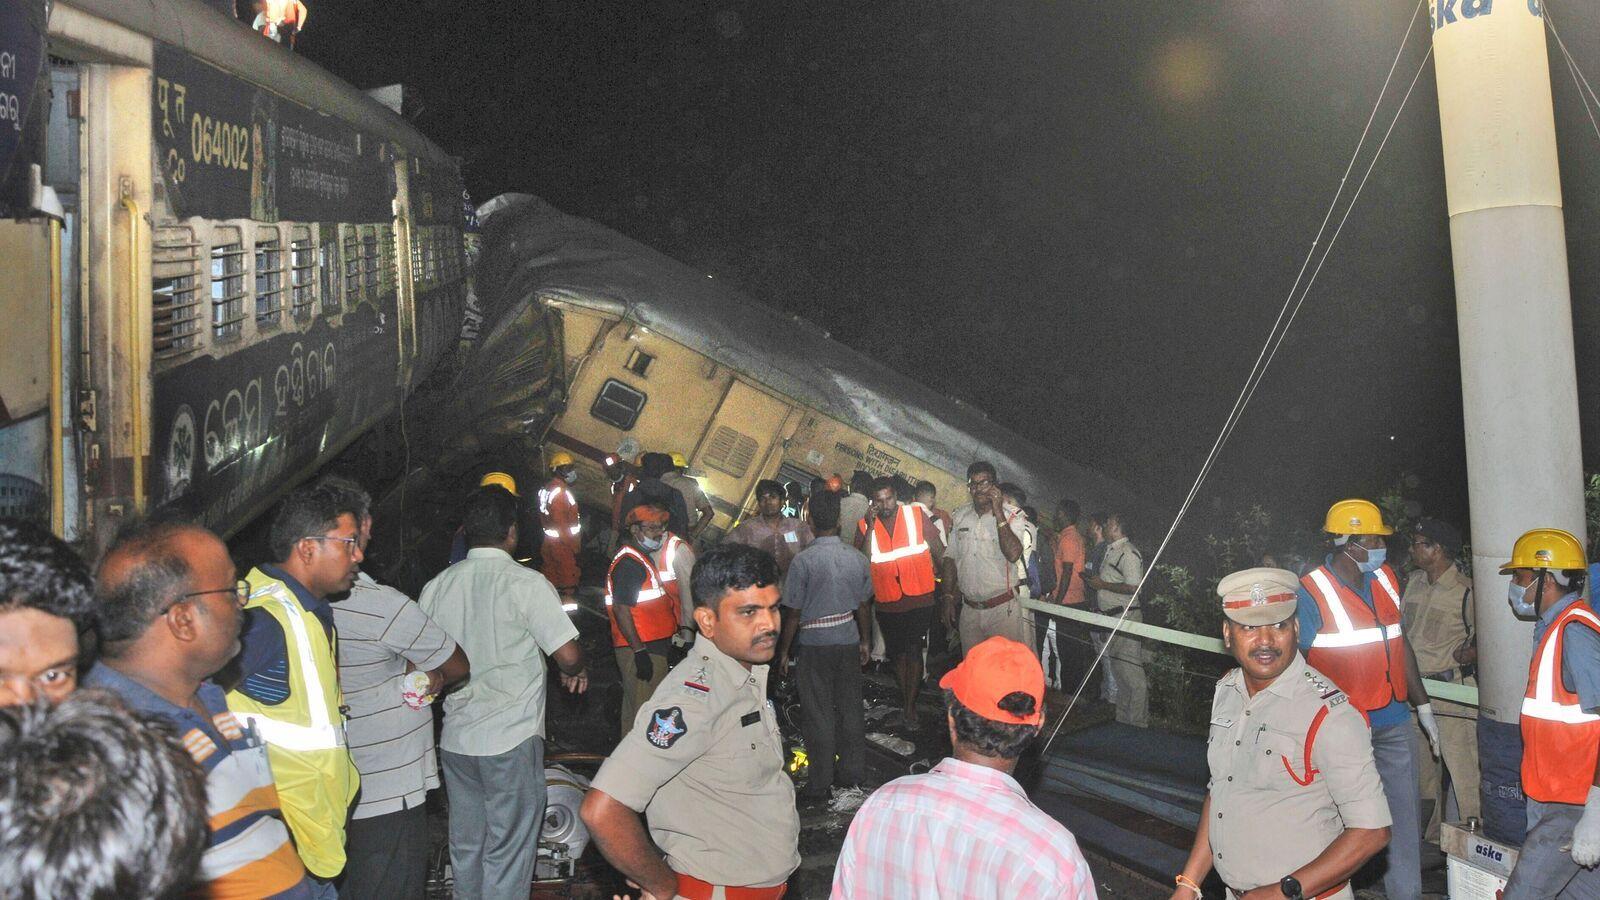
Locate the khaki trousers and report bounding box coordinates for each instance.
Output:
[958,597,1034,656]
[1103,606,1149,728]
[1414,695,1480,840]
[616,646,670,735]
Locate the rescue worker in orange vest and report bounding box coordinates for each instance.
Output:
[539,452,583,600]
[1294,499,1436,900]
[606,504,680,733]
[856,476,945,727]
[652,524,698,662]
[1500,528,1600,899]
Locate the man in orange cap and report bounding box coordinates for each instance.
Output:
[605,503,681,732]
[833,637,1094,897]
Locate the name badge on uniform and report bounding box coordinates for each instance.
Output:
[784,531,799,544]
[740,710,761,727]
[1209,715,1233,729]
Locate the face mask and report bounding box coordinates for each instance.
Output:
[638,534,664,552]
[1345,543,1385,573]
[563,470,578,484]
[1508,581,1537,617]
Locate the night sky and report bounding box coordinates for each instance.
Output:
[299,2,1600,535]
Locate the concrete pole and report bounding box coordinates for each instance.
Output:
[1431,0,1585,843]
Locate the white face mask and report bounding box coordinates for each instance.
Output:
[638,534,664,552]
[563,470,578,484]
[1508,580,1537,617]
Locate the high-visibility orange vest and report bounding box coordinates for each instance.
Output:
[859,504,937,603]
[1301,564,1409,712]
[1521,600,1600,804]
[539,478,581,551]
[604,545,678,648]
[655,533,688,610]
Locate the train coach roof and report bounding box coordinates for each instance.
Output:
[477,193,1140,516]
[61,0,454,166]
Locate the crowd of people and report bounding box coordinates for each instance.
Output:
[1,451,1598,899]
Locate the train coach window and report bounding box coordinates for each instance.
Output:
[320,233,342,315]
[590,378,647,431]
[362,227,380,296]
[625,348,653,377]
[254,228,284,328]
[152,226,203,361]
[290,226,315,321]
[379,225,397,295]
[343,228,362,307]
[210,229,247,343]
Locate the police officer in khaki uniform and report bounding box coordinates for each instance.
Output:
[1401,518,1478,840]
[581,543,799,900]
[1084,513,1148,727]
[1171,568,1391,900]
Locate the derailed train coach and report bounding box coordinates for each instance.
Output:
[471,194,1138,535]
[0,0,469,553]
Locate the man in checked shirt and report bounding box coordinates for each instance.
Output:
[832,637,1096,898]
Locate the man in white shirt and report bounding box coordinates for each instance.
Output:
[418,486,588,900]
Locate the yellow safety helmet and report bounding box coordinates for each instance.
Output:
[549,451,575,469]
[1322,498,1392,536]
[670,452,689,469]
[1500,527,1586,574]
[479,471,518,496]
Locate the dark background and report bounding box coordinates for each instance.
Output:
[293,1,1600,539]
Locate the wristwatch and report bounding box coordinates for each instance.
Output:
[1279,875,1303,900]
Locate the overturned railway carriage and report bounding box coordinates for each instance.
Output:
[473,194,1136,534]
[0,0,468,551]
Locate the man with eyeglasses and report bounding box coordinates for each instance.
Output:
[0,518,97,707]
[942,461,1030,656]
[91,520,318,898]
[227,486,364,888]
[1400,518,1478,842]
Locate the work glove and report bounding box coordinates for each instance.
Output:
[1574,786,1600,868]
[633,650,654,682]
[1416,703,1441,759]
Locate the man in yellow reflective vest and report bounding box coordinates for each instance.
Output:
[1294,499,1435,900]
[227,485,362,887]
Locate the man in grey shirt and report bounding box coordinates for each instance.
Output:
[775,491,872,812]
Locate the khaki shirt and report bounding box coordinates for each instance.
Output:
[1207,653,1390,893]
[1096,537,1143,611]
[1402,566,1473,678]
[590,634,799,887]
[946,503,1015,601]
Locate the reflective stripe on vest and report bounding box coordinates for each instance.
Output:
[1306,568,1404,648]
[867,505,931,563]
[234,584,343,752]
[1522,602,1600,803]
[605,545,678,646]
[658,535,684,583]
[605,546,666,606]
[1524,605,1600,725]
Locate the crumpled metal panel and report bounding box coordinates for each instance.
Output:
[477,193,1139,515]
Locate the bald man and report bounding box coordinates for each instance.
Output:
[92,522,317,898]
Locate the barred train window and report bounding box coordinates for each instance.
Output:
[152,225,202,360]
[254,227,283,327]
[210,227,247,343]
[343,227,362,307]
[290,225,315,320]
[590,378,647,431]
[379,225,396,295]
[320,234,342,314]
[362,227,379,294]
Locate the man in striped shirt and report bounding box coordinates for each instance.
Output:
[91,521,318,899]
[832,637,1096,899]
[323,475,469,900]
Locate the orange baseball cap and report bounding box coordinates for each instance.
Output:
[939,637,1045,726]
[626,505,670,526]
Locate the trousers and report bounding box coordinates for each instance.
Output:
[1503,799,1600,900]
[1103,607,1148,728]
[796,643,865,796]
[340,802,428,900]
[1371,721,1421,900]
[957,597,1033,656]
[441,735,545,900]
[1413,701,1479,840]
[616,646,670,735]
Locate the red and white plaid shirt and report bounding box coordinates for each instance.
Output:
[831,758,1097,899]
